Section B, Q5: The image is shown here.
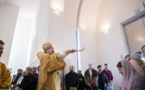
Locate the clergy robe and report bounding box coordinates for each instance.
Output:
[37,50,71,90]
[0,62,11,85]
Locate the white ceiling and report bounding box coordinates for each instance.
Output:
[4,0,42,19]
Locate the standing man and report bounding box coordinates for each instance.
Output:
[97,65,108,90]
[32,66,38,89]
[14,69,23,84]
[65,65,79,90]
[37,42,78,90]
[102,64,113,82]
[78,70,86,90]
[84,63,98,90]
[0,40,10,85]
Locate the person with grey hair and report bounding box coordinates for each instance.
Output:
[19,67,34,90]
[130,52,145,78]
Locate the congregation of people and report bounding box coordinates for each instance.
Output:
[65,63,113,90]
[65,48,145,90]
[11,66,39,90]
[11,63,113,90]
[1,39,145,90]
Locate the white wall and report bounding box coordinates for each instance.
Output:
[0,4,19,66]
[7,0,42,75]
[29,0,102,75]
[79,0,102,73]
[32,0,79,74]
[30,0,79,74]
[96,0,145,90]
[8,16,34,75]
[62,0,103,74]
[63,0,79,73]
[29,0,50,66]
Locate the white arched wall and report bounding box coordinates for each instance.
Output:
[29,0,50,67]
[79,0,102,73]
[51,0,103,74]
[29,0,102,75]
[29,0,66,67]
[7,0,42,75]
[63,0,79,73]
[8,16,34,75]
[0,4,19,66]
[61,0,103,75]
[30,0,81,74]
[96,0,145,90]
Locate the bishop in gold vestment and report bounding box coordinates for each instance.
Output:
[37,42,77,90]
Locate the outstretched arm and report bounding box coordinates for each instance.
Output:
[59,49,77,59]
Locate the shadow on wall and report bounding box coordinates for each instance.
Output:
[29,59,40,67]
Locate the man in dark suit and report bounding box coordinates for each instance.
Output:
[65,65,79,90]
[32,66,38,89]
[78,70,86,90]
[97,65,108,90]
[19,67,34,90]
[14,69,23,84]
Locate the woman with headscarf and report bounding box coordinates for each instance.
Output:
[117,60,145,90]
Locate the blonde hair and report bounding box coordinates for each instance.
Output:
[135,60,145,68]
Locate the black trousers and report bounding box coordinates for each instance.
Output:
[98,87,104,90]
[86,85,98,90]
